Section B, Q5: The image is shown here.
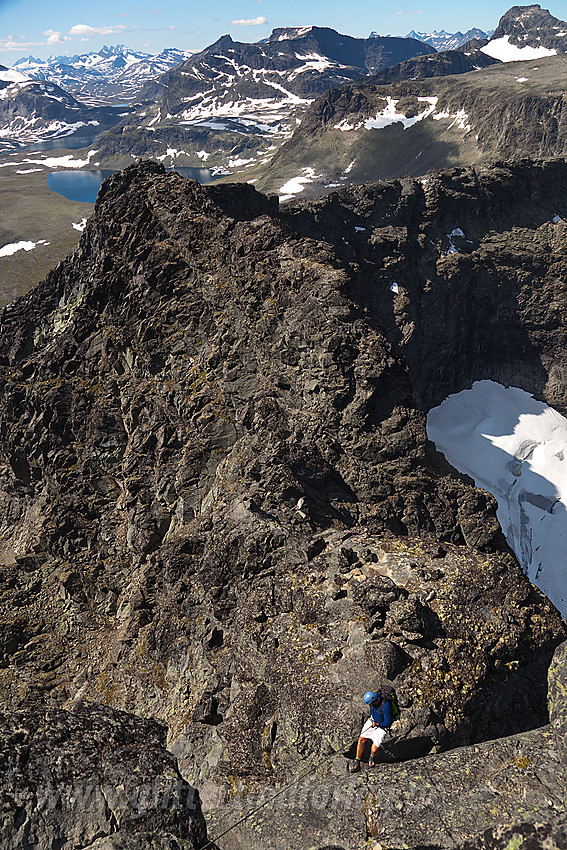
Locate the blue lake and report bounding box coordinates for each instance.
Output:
[48,166,223,204]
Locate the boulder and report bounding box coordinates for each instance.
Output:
[0,702,207,849]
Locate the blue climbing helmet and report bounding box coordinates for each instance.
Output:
[363,691,377,705]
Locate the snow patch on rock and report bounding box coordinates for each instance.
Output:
[427,380,567,617]
[0,239,49,257]
[279,166,321,201]
[334,96,438,132]
[481,35,557,62]
[432,108,471,132]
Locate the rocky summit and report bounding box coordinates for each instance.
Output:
[0,158,567,848]
[489,3,567,53]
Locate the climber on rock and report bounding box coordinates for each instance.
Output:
[350,690,392,772]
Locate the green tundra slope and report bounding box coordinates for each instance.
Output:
[256,54,567,199]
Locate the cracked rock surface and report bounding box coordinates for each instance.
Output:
[0,160,566,848]
[206,642,567,850]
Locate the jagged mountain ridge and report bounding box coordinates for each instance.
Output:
[13,45,193,107]
[402,28,493,50]
[92,27,435,169]
[0,159,567,848]
[257,51,567,199]
[0,65,124,146]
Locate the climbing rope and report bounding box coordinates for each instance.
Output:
[200,732,361,850]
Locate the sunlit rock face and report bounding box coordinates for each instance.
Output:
[427,380,567,617]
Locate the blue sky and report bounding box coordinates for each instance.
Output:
[1,1,566,65]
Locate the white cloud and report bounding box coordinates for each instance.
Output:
[0,37,37,51]
[0,32,70,51]
[67,23,127,37]
[231,16,267,26]
[43,30,68,44]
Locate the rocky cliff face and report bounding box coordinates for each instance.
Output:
[490,3,567,53]
[279,158,567,411]
[0,159,566,848]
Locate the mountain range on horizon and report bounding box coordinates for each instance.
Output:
[12,44,194,106]
[402,28,494,50]
[10,28,494,81]
[0,5,566,173]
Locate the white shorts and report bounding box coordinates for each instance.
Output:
[360,718,387,748]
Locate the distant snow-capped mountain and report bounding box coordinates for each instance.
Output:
[13,45,193,106]
[399,28,493,51]
[0,64,126,146]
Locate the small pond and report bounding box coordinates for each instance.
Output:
[48,166,224,204]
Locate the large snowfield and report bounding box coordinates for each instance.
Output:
[427,381,567,617]
[480,35,557,62]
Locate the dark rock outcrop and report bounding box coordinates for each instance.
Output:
[280,157,567,411]
[0,159,566,847]
[0,702,207,849]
